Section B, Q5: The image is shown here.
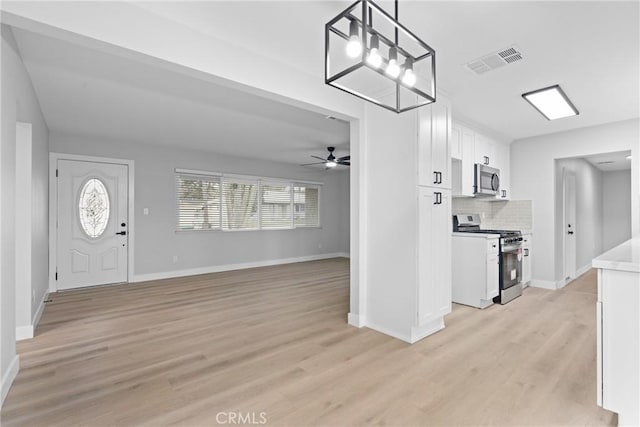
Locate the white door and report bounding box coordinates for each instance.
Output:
[57,160,128,290]
[563,170,577,281]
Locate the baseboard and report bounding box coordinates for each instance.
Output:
[347,312,364,327]
[410,318,445,343]
[1,355,19,407]
[16,292,49,341]
[15,325,34,341]
[365,322,411,343]
[133,252,350,283]
[576,264,592,278]
[529,279,558,290]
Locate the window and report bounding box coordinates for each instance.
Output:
[176,173,221,230]
[294,185,320,227]
[260,182,292,229]
[79,178,110,238]
[222,179,259,230]
[175,170,321,232]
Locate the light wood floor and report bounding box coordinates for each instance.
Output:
[2,260,616,426]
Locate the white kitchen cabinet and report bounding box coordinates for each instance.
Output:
[451,122,462,160]
[418,187,452,325]
[522,234,532,286]
[490,142,510,200]
[474,133,496,167]
[593,238,640,426]
[451,124,475,197]
[419,101,451,189]
[452,233,499,309]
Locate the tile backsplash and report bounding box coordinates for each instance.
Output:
[452,198,532,232]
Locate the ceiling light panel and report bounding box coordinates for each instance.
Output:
[521,85,579,120]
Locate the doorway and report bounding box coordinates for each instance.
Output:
[50,155,135,291]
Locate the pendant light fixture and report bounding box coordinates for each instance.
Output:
[325,0,436,113]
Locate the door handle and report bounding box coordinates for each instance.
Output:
[116,231,127,236]
[567,231,574,235]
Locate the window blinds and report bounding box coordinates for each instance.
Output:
[221,178,259,230]
[260,182,293,229]
[294,185,320,227]
[175,171,320,231]
[176,173,221,230]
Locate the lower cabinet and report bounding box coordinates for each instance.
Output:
[418,187,452,327]
[452,234,499,309]
[596,267,640,426]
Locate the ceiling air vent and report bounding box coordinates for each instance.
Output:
[597,161,615,165]
[465,45,524,75]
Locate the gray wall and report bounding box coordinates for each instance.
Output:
[1,25,49,395]
[555,158,603,272]
[603,170,632,251]
[50,133,350,278]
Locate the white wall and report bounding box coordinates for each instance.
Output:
[1,24,49,403]
[603,170,632,251]
[50,133,350,279]
[363,103,418,338]
[555,158,603,274]
[511,119,639,286]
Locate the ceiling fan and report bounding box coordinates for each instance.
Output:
[301,147,350,168]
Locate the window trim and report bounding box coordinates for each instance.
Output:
[175,168,322,233]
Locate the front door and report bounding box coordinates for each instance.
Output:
[57,159,128,290]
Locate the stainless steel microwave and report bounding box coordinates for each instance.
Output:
[474,164,500,196]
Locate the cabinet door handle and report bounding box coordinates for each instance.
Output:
[434,192,442,205]
[433,171,439,185]
[524,248,529,256]
[438,171,443,184]
[438,192,443,204]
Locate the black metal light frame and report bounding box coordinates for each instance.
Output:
[521,84,580,120]
[325,0,436,113]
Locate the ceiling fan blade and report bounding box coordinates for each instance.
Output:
[310,155,327,161]
[301,161,327,166]
[340,161,351,166]
[338,155,351,161]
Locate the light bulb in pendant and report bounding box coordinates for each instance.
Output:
[402,57,416,87]
[366,34,382,68]
[345,20,362,58]
[386,46,401,78]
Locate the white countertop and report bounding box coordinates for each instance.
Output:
[592,236,640,273]
[453,232,500,239]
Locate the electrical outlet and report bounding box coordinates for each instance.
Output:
[173,255,178,263]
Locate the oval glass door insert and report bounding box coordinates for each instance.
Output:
[78,178,110,238]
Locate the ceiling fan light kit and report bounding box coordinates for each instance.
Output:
[325,0,436,113]
[301,147,350,168]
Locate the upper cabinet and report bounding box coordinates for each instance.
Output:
[493,142,510,200]
[474,134,496,167]
[451,120,511,199]
[418,101,452,189]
